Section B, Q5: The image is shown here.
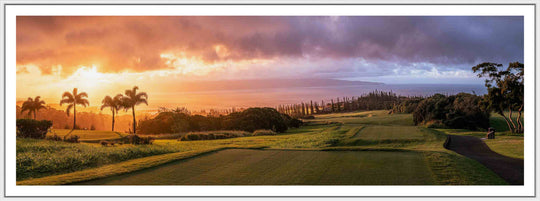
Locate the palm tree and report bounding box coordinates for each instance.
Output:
[60,88,89,130]
[121,86,148,134]
[20,96,47,119]
[101,94,123,131]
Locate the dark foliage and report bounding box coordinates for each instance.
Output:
[45,134,62,141]
[63,135,80,143]
[179,131,251,141]
[123,134,154,145]
[138,107,301,134]
[16,119,52,139]
[472,62,524,133]
[413,93,490,130]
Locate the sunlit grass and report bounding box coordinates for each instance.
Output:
[18,109,512,185]
[48,129,126,141]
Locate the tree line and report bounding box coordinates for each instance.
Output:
[19,86,148,134]
[137,107,302,134]
[276,90,421,118]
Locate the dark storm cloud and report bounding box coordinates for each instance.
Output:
[17,16,523,75]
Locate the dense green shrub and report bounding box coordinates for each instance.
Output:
[252,129,277,136]
[179,130,251,141]
[138,107,300,134]
[16,119,52,139]
[413,93,490,130]
[390,98,424,114]
[123,134,154,145]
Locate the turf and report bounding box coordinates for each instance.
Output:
[17,110,512,185]
[77,149,436,185]
[353,126,424,140]
[48,129,126,141]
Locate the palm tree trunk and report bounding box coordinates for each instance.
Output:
[33,110,36,120]
[132,106,136,134]
[73,104,77,130]
[112,109,115,132]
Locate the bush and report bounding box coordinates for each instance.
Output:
[179,131,251,141]
[63,135,80,143]
[90,125,96,130]
[45,134,62,141]
[413,93,490,130]
[16,119,53,139]
[124,134,153,145]
[252,129,277,136]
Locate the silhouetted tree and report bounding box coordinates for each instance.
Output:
[60,88,89,130]
[121,86,148,134]
[472,62,524,133]
[101,94,123,131]
[20,96,46,119]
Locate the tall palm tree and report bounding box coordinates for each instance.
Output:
[121,86,148,134]
[20,96,47,119]
[101,94,123,131]
[60,88,89,130]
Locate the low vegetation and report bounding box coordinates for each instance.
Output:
[180,130,251,141]
[16,119,52,139]
[137,107,302,134]
[413,93,490,130]
[17,109,519,185]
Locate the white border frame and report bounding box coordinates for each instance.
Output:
[4,4,536,197]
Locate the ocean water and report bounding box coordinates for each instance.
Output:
[150,84,487,110]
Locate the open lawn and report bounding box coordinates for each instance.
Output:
[79,149,435,185]
[17,110,511,185]
[353,126,424,140]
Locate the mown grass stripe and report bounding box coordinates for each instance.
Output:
[17,145,265,185]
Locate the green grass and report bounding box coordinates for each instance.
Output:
[313,111,414,126]
[48,129,126,141]
[18,109,511,185]
[353,126,424,140]
[78,149,436,185]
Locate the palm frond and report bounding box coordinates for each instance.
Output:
[59,98,73,106]
[79,99,90,107]
[77,92,88,99]
[102,96,112,104]
[125,89,133,98]
[65,104,73,117]
[136,92,148,100]
[62,92,74,101]
[136,99,148,106]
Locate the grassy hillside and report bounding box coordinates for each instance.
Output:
[18,110,511,185]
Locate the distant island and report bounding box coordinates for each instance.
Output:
[173,78,383,92]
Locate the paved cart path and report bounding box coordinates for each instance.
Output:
[446,135,524,185]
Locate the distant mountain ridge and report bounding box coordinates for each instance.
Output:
[175,78,383,92]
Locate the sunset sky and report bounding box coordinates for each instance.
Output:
[16,16,524,110]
